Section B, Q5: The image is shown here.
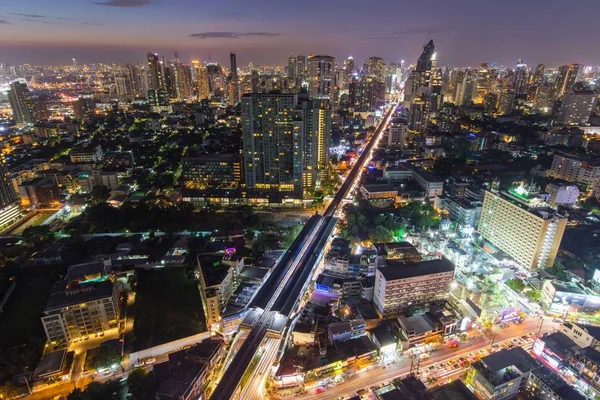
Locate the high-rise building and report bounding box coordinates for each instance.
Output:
[229,53,240,103]
[556,86,597,125]
[547,152,600,184]
[192,61,210,100]
[513,59,528,96]
[307,55,335,100]
[349,76,386,112]
[206,63,225,97]
[242,93,304,196]
[416,40,435,72]
[8,80,39,124]
[498,89,516,115]
[182,154,242,189]
[373,258,455,318]
[165,61,193,101]
[298,98,332,188]
[387,119,408,146]
[288,54,297,81]
[477,190,567,270]
[242,93,331,197]
[554,63,581,99]
[0,156,18,208]
[146,52,165,91]
[363,56,386,82]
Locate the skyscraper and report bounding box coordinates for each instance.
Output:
[8,80,38,124]
[229,53,240,103]
[242,93,304,196]
[554,64,581,99]
[192,61,210,100]
[416,40,435,72]
[513,59,528,96]
[363,56,386,82]
[241,93,332,197]
[307,55,335,100]
[146,52,165,91]
[0,156,18,208]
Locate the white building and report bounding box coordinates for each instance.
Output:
[545,184,579,207]
[556,89,597,125]
[373,258,455,318]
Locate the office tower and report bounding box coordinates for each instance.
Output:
[242,93,303,196]
[125,63,147,97]
[299,98,332,188]
[454,69,476,106]
[250,70,260,93]
[307,55,335,100]
[513,59,528,95]
[0,157,17,208]
[147,88,169,107]
[344,56,355,88]
[373,258,455,318]
[363,56,386,82]
[483,93,498,114]
[554,63,581,99]
[41,266,119,350]
[416,40,435,72]
[146,51,165,91]
[288,54,297,81]
[296,54,308,81]
[556,86,597,125]
[8,80,38,124]
[477,190,567,270]
[192,61,210,100]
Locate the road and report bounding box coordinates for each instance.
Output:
[292,317,560,400]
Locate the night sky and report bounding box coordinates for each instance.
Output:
[1,0,599,67]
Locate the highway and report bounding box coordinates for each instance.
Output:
[291,317,561,400]
[210,104,397,400]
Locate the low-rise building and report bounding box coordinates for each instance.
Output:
[541,280,600,314]
[559,322,600,349]
[70,145,103,163]
[413,169,443,201]
[465,347,541,400]
[525,366,585,400]
[32,349,74,382]
[18,177,61,207]
[435,195,482,227]
[361,184,398,200]
[41,276,120,350]
[373,258,455,318]
[327,319,366,342]
[545,183,579,207]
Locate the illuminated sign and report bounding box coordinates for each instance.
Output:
[316,284,329,292]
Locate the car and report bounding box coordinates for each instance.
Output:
[316,387,326,394]
[453,364,461,370]
[428,366,435,371]
[520,335,528,340]
[145,358,155,364]
[134,361,145,368]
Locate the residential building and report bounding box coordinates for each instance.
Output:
[554,63,581,99]
[559,322,600,349]
[18,177,61,207]
[373,258,455,318]
[477,190,567,270]
[41,275,119,350]
[181,153,242,189]
[388,119,408,146]
[78,170,120,193]
[525,366,585,400]
[70,145,103,163]
[327,319,366,342]
[397,309,458,350]
[465,347,541,400]
[8,80,39,124]
[540,280,600,314]
[307,55,335,100]
[435,195,482,227]
[556,88,597,125]
[547,152,600,184]
[545,183,579,207]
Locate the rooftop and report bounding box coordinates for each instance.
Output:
[45,280,114,311]
[362,184,397,193]
[413,169,442,183]
[379,258,455,281]
[531,367,585,400]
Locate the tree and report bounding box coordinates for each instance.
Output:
[127,368,153,400]
[22,225,54,248]
[90,185,110,205]
[505,278,526,292]
[67,388,87,400]
[89,345,123,370]
[0,382,27,398]
[84,380,122,400]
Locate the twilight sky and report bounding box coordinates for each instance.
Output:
[1,0,599,68]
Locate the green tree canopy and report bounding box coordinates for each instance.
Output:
[89,345,123,370]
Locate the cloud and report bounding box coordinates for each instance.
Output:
[81,21,104,26]
[94,0,152,7]
[21,18,66,25]
[57,17,76,21]
[395,27,445,35]
[189,31,281,39]
[0,19,9,24]
[10,13,46,18]
[353,36,402,41]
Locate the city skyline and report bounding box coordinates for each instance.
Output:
[2,0,600,67]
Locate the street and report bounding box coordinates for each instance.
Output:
[290,317,559,400]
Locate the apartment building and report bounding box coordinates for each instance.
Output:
[373,258,455,318]
[41,277,120,350]
[547,152,600,184]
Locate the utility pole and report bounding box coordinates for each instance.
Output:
[490,332,497,349]
[537,316,544,337]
